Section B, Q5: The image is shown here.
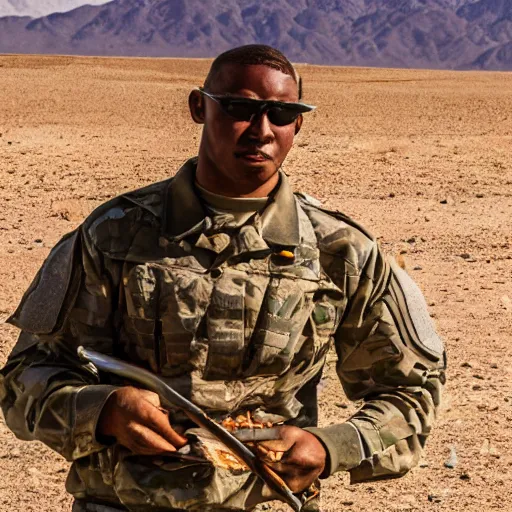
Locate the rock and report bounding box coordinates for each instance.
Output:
[428,488,452,503]
[459,253,471,259]
[335,402,348,409]
[461,361,473,368]
[389,192,395,198]
[406,236,416,243]
[476,193,484,198]
[490,363,498,369]
[489,446,501,458]
[480,439,490,455]
[444,446,458,469]
[473,374,485,380]
[413,265,423,270]
[460,471,471,480]
[501,295,511,310]
[472,384,482,391]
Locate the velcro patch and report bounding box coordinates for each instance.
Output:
[390,259,444,358]
[8,231,80,334]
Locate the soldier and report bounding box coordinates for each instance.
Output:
[0,45,446,512]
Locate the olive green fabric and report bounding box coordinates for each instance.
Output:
[305,423,364,476]
[1,157,445,510]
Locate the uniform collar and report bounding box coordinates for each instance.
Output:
[163,157,300,247]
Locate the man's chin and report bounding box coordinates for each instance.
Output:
[236,164,278,185]
[234,157,275,175]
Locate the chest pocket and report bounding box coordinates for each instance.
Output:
[158,266,213,375]
[120,263,213,375]
[203,269,269,380]
[245,273,345,378]
[243,276,323,377]
[121,264,160,372]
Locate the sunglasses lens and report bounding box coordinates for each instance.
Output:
[219,99,258,121]
[267,107,300,126]
[215,96,302,126]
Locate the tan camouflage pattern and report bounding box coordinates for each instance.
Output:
[0,157,445,510]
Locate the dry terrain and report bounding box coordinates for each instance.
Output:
[0,55,511,512]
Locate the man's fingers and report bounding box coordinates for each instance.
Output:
[127,423,179,455]
[252,426,326,494]
[256,438,294,453]
[260,458,312,494]
[98,386,188,455]
[255,430,295,467]
[139,400,188,449]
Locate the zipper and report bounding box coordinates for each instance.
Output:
[153,267,162,372]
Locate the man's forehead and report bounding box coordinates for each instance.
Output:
[206,63,299,101]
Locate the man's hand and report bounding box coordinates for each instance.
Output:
[97,386,188,455]
[255,425,326,493]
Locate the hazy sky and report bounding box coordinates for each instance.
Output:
[0,1,111,18]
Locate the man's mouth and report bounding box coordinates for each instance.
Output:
[235,150,273,162]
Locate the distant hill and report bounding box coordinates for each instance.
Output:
[0,0,110,18]
[0,0,511,70]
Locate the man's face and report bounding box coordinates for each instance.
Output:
[193,63,301,195]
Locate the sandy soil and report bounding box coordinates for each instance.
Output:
[0,55,511,512]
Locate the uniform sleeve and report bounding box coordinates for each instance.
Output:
[307,242,446,482]
[0,227,120,462]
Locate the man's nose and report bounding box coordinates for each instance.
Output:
[247,111,275,144]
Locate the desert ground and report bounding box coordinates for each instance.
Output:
[0,55,511,512]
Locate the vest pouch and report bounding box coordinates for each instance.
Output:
[121,315,160,373]
[112,431,272,511]
[246,315,294,376]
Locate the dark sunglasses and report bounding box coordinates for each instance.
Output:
[198,88,315,126]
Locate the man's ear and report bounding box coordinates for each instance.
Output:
[189,90,205,124]
[294,114,303,135]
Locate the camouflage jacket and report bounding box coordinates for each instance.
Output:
[0,158,445,510]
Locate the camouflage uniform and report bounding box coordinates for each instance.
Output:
[0,158,445,511]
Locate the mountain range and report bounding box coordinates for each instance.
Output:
[0,1,109,18]
[0,0,511,70]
